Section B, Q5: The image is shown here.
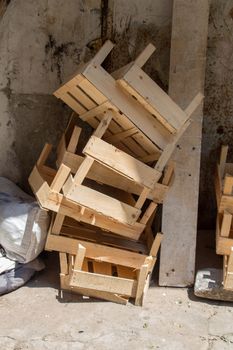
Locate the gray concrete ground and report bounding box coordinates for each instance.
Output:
[0,232,233,350]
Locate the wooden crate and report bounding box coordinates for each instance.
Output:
[215,145,233,290]
[46,214,162,305]
[54,40,203,166]
[29,115,175,238]
[223,248,233,290]
[215,145,233,213]
[56,116,170,204]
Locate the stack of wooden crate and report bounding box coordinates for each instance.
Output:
[29,41,202,305]
[215,145,233,290]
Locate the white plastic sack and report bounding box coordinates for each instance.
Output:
[0,177,50,263]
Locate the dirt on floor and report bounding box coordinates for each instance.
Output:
[0,231,233,350]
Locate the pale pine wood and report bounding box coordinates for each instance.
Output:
[149,232,163,257]
[59,252,68,275]
[61,273,128,304]
[92,40,114,65]
[84,136,161,189]
[65,184,141,226]
[74,244,86,271]
[67,126,81,153]
[140,203,158,225]
[72,113,112,185]
[52,213,65,235]
[216,214,233,256]
[29,165,144,239]
[160,0,209,287]
[224,248,233,290]
[45,233,147,269]
[162,161,175,186]
[104,127,138,144]
[135,259,151,306]
[135,188,151,210]
[69,270,137,297]
[59,150,168,203]
[36,143,52,168]
[220,211,232,238]
[223,175,233,195]
[92,261,112,275]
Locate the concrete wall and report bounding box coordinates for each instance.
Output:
[0,0,102,189]
[199,0,233,228]
[0,0,232,229]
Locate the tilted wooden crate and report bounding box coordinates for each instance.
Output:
[46,214,162,305]
[215,145,233,290]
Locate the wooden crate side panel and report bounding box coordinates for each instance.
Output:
[45,233,147,269]
[84,136,161,189]
[69,270,137,297]
[66,184,141,226]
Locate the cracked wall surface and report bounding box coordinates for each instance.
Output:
[0,0,172,192]
[0,0,102,189]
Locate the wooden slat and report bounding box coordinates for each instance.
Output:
[61,274,128,304]
[140,203,158,225]
[45,233,147,269]
[74,244,86,271]
[83,64,171,149]
[37,143,52,168]
[117,266,135,279]
[104,127,138,144]
[59,252,68,275]
[78,79,107,105]
[92,261,112,275]
[59,93,87,115]
[60,151,168,203]
[135,260,151,306]
[223,175,233,195]
[84,136,161,189]
[67,126,81,153]
[224,247,233,290]
[29,165,145,239]
[220,211,232,238]
[52,213,65,235]
[69,86,97,110]
[162,161,175,186]
[149,232,163,257]
[219,145,228,178]
[118,64,189,132]
[69,270,137,297]
[92,39,114,66]
[72,113,112,185]
[216,214,233,255]
[65,184,141,226]
[61,221,147,254]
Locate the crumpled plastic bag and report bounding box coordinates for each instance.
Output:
[0,177,50,263]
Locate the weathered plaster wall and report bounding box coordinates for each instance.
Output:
[199,0,233,228]
[0,0,172,192]
[0,0,102,189]
[103,0,172,89]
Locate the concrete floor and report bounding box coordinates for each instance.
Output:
[0,232,233,350]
